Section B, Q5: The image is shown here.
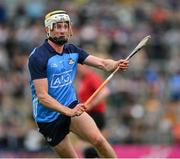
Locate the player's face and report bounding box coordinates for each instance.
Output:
[51,22,69,39]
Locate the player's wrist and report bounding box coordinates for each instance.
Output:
[62,106,73,117]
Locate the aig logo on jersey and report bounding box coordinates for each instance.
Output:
[50,70,72,88]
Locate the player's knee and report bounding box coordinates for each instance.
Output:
[91,136,106,148]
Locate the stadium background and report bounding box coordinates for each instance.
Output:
[0,0,179,157]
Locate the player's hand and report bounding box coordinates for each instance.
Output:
[116,59,129,71]
[71,103,87,117]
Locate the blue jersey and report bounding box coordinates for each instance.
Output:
[28,40,89,123]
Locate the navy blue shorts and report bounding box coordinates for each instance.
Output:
[37,100,78,147]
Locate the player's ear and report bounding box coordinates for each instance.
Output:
[68,21,73,37]
[44,27,50,38]
[44,27,48,34]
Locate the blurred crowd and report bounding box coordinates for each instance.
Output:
[0,0,179,152]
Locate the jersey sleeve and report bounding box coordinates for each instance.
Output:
[28,53,47,80]
[69,44,89,64]
[77,47,89,64]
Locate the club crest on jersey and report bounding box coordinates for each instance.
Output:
[50,70,72,88]
[68,58,74,64]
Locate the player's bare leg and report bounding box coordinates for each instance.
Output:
[53,135,78,158]
[70,112,116,158]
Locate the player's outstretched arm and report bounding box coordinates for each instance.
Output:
[84,55,129,72]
